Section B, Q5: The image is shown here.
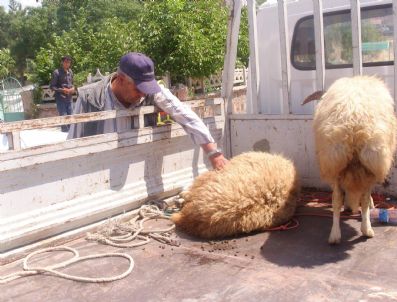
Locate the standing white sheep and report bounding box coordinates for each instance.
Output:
[307,76,397,244]
[171,152,300,239]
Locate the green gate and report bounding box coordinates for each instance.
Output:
[0,77,25,122]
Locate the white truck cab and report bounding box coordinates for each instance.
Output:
[256,0,393,114]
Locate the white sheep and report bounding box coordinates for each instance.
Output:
[308,76,397,244]
[171,151,300,239]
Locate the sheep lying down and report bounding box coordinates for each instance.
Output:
[171,152,300,239]
[309,76,397,244]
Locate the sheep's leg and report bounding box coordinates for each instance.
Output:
[361,191,375,238]
[329,185,344,244]
[369,195,375,209]
[344,191,352,212]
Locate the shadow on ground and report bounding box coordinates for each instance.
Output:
[259,215,369,268]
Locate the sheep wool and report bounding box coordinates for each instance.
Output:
[313,76,397,244]
[171,152,300,239]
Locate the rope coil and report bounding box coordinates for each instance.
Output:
[0,246,134,284]
[86,205,180,248]
[1,205,175,284]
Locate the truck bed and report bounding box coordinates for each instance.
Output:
[2,195,397,302]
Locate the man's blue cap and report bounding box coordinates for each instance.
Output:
[119,52,161,95]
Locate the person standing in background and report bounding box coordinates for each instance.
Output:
[50,55,75,132]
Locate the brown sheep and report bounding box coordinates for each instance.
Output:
[307,76,397,244]
[171,151,300,239]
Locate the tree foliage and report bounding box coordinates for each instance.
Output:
[1,0,249,87]
[0,48,16,79]
[0,7,11,49]
[138,0,228,81]
[8,6,57,74]
[238,7,249,67]
[31,15,140,86]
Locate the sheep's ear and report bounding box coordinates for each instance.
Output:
[301,90,325,105]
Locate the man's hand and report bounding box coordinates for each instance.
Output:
[62,88,74,95]
[209,153,229,170]
[201,143,229,170]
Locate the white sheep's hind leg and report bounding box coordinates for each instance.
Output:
[361,191,375,238]
[369,195,375,209]
[329,185,344,244]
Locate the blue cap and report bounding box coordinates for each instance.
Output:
[119,52,161,95]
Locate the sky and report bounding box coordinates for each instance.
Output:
[0,0,41,11]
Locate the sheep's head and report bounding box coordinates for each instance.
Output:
[301,90,325,105]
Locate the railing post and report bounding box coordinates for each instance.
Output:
[221,0,242,159]
[247,0,260,114]
[6,131,21,150]
[313,0,325,92]
[278,0,291,116]
[351,0,363,76]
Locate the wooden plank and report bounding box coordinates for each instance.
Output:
[247,0,260,114]
[0,99,224,133]
[278,0,291,116]
[229,114,313,120]
[0,116,225,163]
[0,120,224,171]
[221,0,242,105]
[0,108,154,133]
[393,0,397,109]
[351,0,363,76]
[221,0,242,158]
[313,0,325,91]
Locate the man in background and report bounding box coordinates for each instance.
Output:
[50,55,75,132]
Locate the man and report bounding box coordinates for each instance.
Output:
[68,52,228,170]
[50,55,75,132]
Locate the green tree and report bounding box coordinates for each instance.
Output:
[0,48,16,78]
[237,7,249,67]
[8,0,22,12]
[31,15,140,86]
[8,6,57,76]
[88,18,140,73]
[21,0,142,84]
[40,0,142,34]
[0,7,11,49]
[138,0,228,82]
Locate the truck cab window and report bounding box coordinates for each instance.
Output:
[291,5,393,70]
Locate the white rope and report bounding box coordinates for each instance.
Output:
[1,204,178,284]
[0,246,134,284]
[86,204,180,248]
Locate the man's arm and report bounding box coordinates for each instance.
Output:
[66,70,75,95]
[67,93,84,139]
[49,69,60,92]
[154,87,229,170]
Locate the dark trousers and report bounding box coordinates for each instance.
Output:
[56,99,72,132]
